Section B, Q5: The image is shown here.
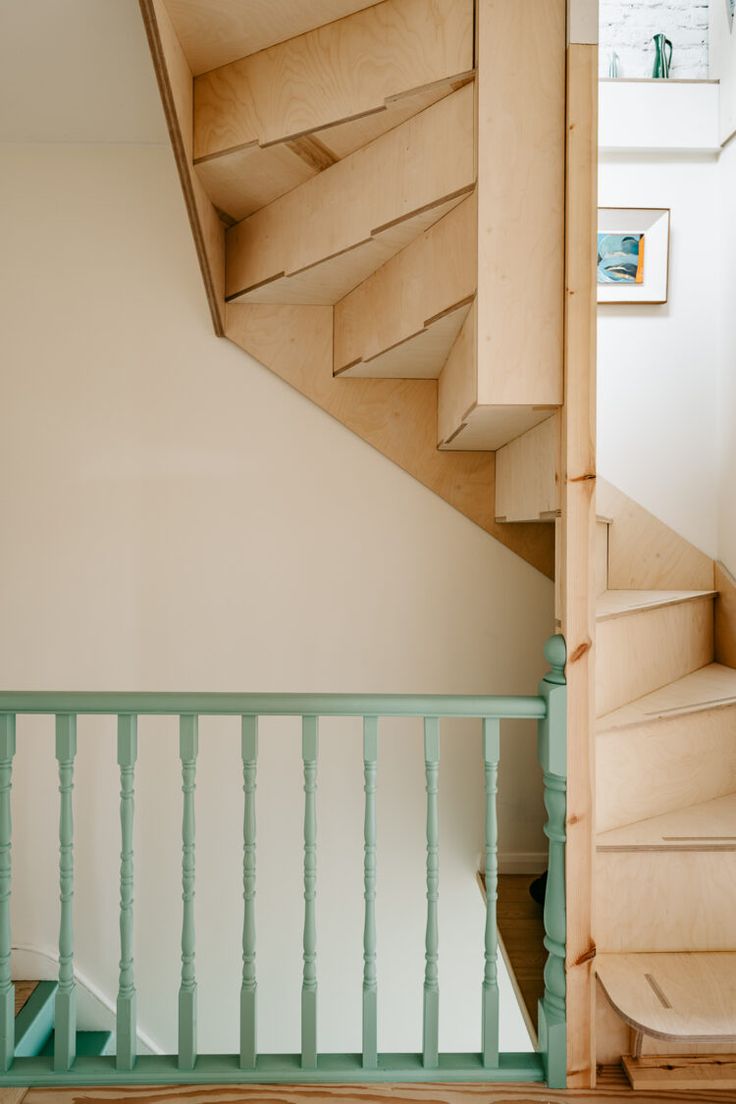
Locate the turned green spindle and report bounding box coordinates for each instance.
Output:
[362,716,378,1069]
[481,718,500,1068]
[116,714,137,1071]
[178,715,198,1071]
[537,635,567,1090]
[55,714,77,1071]
[0,715,15,1072]
[422,716,440,1069]
[301,715,318,1070]
[240,714,258,1070]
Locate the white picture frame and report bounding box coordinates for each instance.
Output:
[597,207,670,305]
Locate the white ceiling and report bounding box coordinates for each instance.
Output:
[0,0,167,144]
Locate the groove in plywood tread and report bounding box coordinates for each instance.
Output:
[597,953,736,1043]
[597,793,736,852]
[623,1054,736,1092]
[597,589,716,622]
[598,663,736,732]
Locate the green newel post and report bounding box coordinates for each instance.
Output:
[301,716,318,1070]
[240,715,258,1070]
[481,717,500,1068]
[178,715,198,1071]
[0,715,15,1073]
[362,716,378,1069]
[537,635,568,1090]
[55,714,77,1072]
[422,717,440,1069]
[116,715,138,1071]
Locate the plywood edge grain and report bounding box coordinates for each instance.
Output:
[139,0,226,335]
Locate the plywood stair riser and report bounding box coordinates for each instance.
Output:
[596,592,715,717]
[716,560,736,669]
[225,84,475,304]
[193,0,473,161]
[334,196,476,379]
[494,414,559,522]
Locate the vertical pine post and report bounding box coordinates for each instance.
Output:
[116,714,137,1071]
[178,714,198,1071]
[362,716,378,1069]
[301,715,318,1070]
[240,714,258,1070]
[55,714,77,1071]
[481,718,500,1068]
[422,717,440,1069]
[0,715,15,1072]
[537,635,567,1089]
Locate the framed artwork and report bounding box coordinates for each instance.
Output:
[597,208,670,304]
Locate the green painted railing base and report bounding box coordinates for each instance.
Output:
[0,1051,545,1087]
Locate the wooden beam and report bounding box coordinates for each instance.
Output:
[334,198,476,378]
[139,0,226,335]
[436,0,565,452]
[560,40,598,1091]
[193,0,473,159]
[225,303,555,579]
[225,85,475,304]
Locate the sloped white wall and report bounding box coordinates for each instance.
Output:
[0,142,552,1054]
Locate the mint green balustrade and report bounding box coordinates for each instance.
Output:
[537,635,567,1090]
[362,716,378,1069]
[481,718,500,1068]
[422,717,440,1069]
[55,714,77,1072]
[0,646,566,1091]
[240,714,258,1070]
[0,715,15,1072]
[116,715,137,1071]
[178,715,198,1071]
[301,716,318,1069]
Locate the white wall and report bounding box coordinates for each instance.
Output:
[0,142,553,1055]
[717,138,736,574]
[709,0,736,141]
[598,145,720,554]
[601,0,709,78]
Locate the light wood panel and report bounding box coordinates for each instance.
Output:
[163,0,388,75]
[20,1072,736,1104]
[597,589,716,621]
[716,561,736,669]
[597,953,736,1040]
[623,1055,736,1091]
[334,198,476,377]
[597,701,736,834]
[598,792,736,853]
[228,194,469,306]
[474,0,565,409]
[599,662,736,730]
[436,301,477,445]
[140,0,226,334]
[560,40,599,1091]
[494,415,560,522]
[338,303,472,379]
[596,855,736,951]
[598,480,714,592]
[596,594,714,716]
[225,85,475,301]
[439,404,557,451]
[225,303,555,578]
[193,0,473,158]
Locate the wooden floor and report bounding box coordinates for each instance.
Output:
[496,874,545,1034]
[9,1071,736,1103]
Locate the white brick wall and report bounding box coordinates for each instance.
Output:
[601,1,709,79]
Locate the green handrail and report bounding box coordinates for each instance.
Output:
[0,636,567,1090]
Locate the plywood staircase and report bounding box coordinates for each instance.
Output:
[494,415,736,1087]
[139,0,576,582]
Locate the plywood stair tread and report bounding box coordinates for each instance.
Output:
[597,589,716,622]
[597,792,736,852]
[598,662,736,733]
[597,952,736,1043]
